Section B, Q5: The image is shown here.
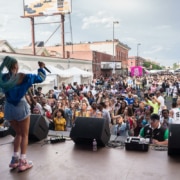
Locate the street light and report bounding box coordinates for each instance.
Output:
[137,43,141,66]
[112,21,119,74]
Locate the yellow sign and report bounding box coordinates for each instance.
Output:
[23,0,72,17]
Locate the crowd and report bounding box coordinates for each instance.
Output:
[1,73,180,146]
[1,55,180,173]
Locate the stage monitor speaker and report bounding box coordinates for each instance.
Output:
[9,114,48,141]
[70,117,110,146]
[168,124,180,156]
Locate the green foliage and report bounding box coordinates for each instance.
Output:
[143,61,151,68]
[143,61,162,70]
[173,63,179,70]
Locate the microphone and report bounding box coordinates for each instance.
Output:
[38,61,51,73]
[44,66,51,73]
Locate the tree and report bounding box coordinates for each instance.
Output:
[143,61,162,70]
[143,61,151,69]
[173,63,179,70]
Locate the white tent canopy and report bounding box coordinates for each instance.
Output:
[31,65,73,87]
[66,67,93,77]
[64,67,93,84]
[31,65,71,78]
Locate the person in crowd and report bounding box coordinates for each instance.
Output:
[64,101,77,127]
[142,77,147,89]
[41,97,52,115]
[89,102,99,118]
[156,90,165,111]
[86,90,95,105]
[97,102,111,124]
[72,92,80,103]
[58,91,67,100]
[144,95,160,114]
[35,86,45,97]
[141,106,153,127]
[81,84,89,94]
[125,92,134,106]
[123,106,137,136]
[171,82,178,103]
[0,56,46,171]
[112,115,129,138]
[47,90,57,109]
[52,100,63,114]
[127,77,133,88]
[96,90,104,104]
[61,82,66,90]
[139,113,169,145]
[53,86,61,100]
[160,109,173,129]
[53,109,66,131]
[0,105,4,126]
[61,98,69,110]
[75,101,90,118]
[170,98,180,124]
[113,97,121,115]
[27,92,43,115]
[162,79,170,99]
[104,98,113,112]
[132,97,140,113]
[134,101,147,136]
[116,100,128,116]
[150,82,157,96]
[135,76,141,90]
[111,86,118,95]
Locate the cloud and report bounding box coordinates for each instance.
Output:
[122,37,137,44]
[154,25,172,30]
[143,45,164,54]
[0,15,9,32]
[81,11,118,30]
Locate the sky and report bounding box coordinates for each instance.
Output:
[0,0,180,67]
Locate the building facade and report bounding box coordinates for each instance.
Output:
[46,40,131,77]
[127,56,145,72]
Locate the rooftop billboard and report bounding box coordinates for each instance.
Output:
[101,62,121,69]
[23,0,72,17]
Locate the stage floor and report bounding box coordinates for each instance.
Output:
[1,131,180,180]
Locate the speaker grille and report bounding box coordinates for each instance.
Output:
[70,117,110,146]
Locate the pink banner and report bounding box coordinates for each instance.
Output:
[130,66,143,77]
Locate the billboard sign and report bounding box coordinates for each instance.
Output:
[101,62,121,69]
[23,0,72,17]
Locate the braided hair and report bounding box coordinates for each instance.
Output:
[0,56,20,92]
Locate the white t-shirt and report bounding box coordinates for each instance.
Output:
[172,86,178,98]
[172,108,180,124]
[157,95,165,109]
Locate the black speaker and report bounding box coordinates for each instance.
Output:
[168,124,180,156]
[70,117,110,146]
[9,114,48,141]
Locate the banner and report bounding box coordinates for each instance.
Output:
[130,66,143,77]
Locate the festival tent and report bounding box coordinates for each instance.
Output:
[31,65,72,85]
[64,67,93,84]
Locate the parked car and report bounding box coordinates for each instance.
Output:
[174,69,180,74]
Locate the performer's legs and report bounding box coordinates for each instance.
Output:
[9,116,33,171]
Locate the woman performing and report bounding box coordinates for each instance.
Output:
[0,56,46,172]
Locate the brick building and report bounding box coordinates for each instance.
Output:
[127,56,145,72]
[46,39,130,78]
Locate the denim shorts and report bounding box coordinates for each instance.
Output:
[4,98,31,121]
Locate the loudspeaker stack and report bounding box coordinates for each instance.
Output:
[70,117,110,146]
